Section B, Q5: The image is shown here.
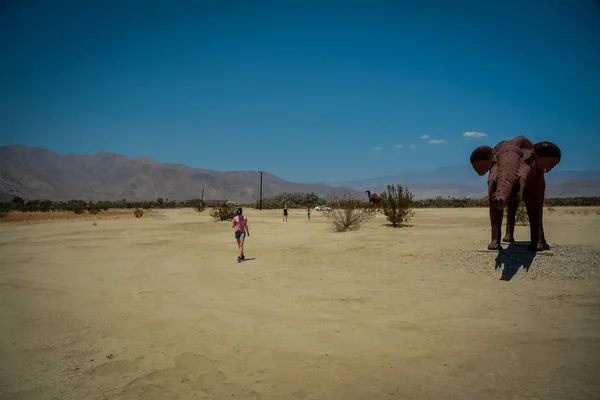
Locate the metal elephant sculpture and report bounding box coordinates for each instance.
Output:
[470,135,561,251]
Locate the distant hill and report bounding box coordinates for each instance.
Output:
[1,145,598,202]
[332,164,600,199]
[0,145,363,202]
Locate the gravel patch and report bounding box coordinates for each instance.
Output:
[439,243,600,281]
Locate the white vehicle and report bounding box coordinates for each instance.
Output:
[315,205,332,211]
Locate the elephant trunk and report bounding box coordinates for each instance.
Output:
[490,149,522,209]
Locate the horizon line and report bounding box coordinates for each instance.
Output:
[1,143,598,178]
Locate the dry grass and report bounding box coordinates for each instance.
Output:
[0,207,599,400]
[0,209,158,223]
[549,206,600,216]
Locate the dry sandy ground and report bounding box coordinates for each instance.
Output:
[1,207,599,400]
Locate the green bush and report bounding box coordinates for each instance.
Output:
[211,202,236,221]
[379,184,415,227]
[325,191,376,232]
[87,202,103,215]
[73,206,85,214]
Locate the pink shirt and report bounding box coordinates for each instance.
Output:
[232,215,247,232]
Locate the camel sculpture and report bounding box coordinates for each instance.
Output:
[365,190,380,205]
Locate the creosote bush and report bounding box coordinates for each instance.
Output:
[325,191,376,232]
[211,202,236,221]
[1,196,599,214]
[249,192,326,209]
[379,184,415,227]
[134,208,144,218]
[195,203,206,212]
[515,201,529,226]
[73,206,85,215]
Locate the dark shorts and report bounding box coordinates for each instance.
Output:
[235,231,246,239]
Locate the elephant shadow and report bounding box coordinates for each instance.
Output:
[494,241,549,281]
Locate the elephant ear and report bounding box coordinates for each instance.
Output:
[470,145,493,176]
[534,141,561,172]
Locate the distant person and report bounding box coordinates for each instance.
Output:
[283,204,288,222]
[232,207,250,262]
[307,206,311,220]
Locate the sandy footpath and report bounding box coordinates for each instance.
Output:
[0,207,599,400]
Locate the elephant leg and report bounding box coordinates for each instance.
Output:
[541,220,547,245]
[539,206,548,249]
[540,201,548,246]
[503,200,518,243]
[535,208,544,251]
[525,201,542,251]
[488,206,504,250]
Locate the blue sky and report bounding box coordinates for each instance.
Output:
[1,0,599,183]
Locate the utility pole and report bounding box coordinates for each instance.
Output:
[258,171,265,210]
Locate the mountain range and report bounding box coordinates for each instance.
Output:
[0,145,366,203]
[332,164,600,199]
[1,145,598,203]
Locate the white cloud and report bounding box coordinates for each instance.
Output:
[420,134,430,139]
[429,139,446,144]
[408,144,417,149]
[395,144,403,148]
[372,147,382,151]
[463,131,487,139]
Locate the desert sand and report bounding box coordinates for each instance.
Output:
[1,207,599,400]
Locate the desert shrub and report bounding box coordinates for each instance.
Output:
[11,196,25,205]
[134,208,144,218]
[73,205,85,214]
[547,207,556,212]
[249,192,327,209]
[515,201,529,226]
[325,191,376,232]
[87,203,102,214]
[211,202,236,221]
[379,184,415,227]
[195,203,205,212]
[0,202,11,218]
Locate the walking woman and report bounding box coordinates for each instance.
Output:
[232,207,250,262]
